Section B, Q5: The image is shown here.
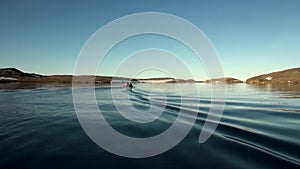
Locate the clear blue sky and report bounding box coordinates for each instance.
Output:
[0,0,299,80]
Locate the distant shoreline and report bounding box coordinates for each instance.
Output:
[0,67,299,85]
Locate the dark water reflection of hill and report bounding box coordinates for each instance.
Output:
[248,84,300,98]
[0,83,72,90]
[1,83,300,97]
[0,82,114,90]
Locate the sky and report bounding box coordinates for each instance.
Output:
[0,0,299,81]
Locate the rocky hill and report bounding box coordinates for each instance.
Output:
[0,68,43,78]
[246,68,300,84]
[0,68,43,82]
[0,68,113,83]
[206,77,243,84]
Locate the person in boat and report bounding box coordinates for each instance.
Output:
[124,82,133,88]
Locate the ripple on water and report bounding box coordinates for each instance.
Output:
[0,83,299,168]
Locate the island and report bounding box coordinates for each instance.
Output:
[205,77,243,84]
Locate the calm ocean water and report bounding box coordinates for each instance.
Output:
[0,83,300,169]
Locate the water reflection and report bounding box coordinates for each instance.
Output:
[0,82,113,90]
[0,82,71,90]
[0,83,300,168]
[247,84,300,98]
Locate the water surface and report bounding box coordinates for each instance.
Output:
[0,83,299,169]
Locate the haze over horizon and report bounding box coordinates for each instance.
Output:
[1,0,300,81]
